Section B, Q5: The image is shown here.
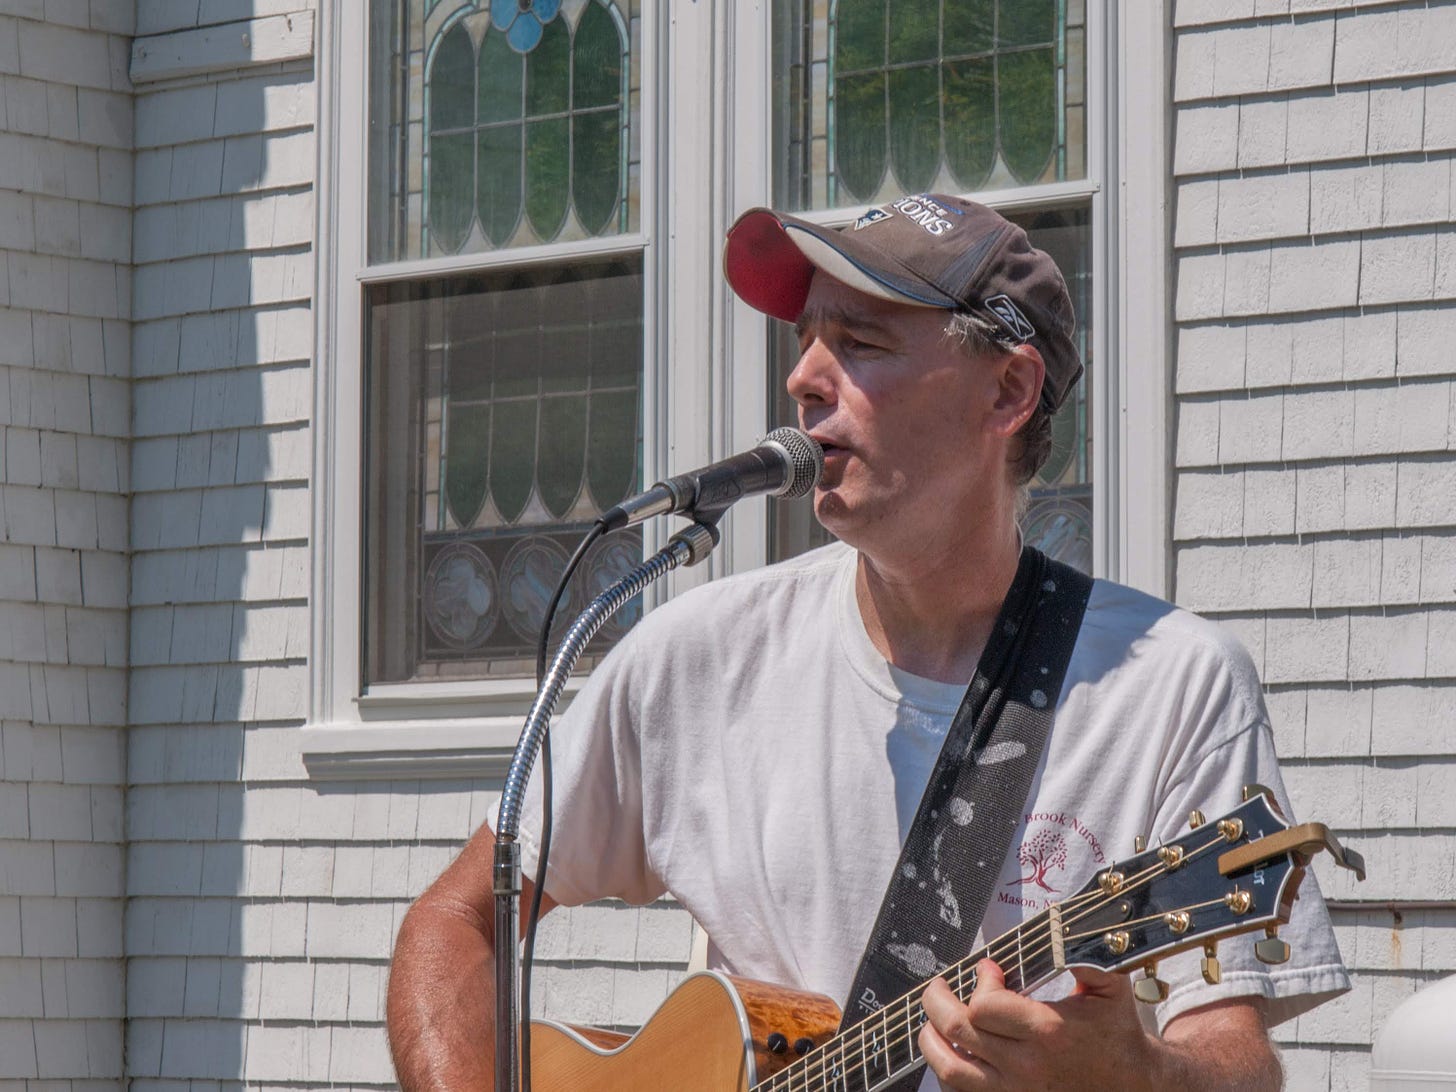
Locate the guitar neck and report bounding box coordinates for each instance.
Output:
[754,908,1061,1092]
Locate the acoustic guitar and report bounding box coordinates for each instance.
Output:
[527,786,1365,1091]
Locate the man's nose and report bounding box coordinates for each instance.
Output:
[786,338,837,407]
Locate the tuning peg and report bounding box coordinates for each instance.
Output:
[1188,810,1206,829]
[1133,834,1148,853]
[1133,965,1169,1004]
[1254,926,1291,965]
[1200,943,1221,985]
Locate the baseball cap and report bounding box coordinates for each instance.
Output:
[723,193,1083,413]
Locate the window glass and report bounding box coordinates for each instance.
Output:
[364,0,646,686]
[773,0,1086,210]
[365,260,645,684]
[369,0,641,262]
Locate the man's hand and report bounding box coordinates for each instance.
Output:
[918,958,1281,1091]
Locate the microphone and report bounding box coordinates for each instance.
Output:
[599,427,824,532]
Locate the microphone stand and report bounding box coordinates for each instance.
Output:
[492,520,720,1092]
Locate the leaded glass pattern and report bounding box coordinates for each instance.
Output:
[773,0,1086,210]
[365,260,644,683]
[369,0,641,262]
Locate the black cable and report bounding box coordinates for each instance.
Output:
[519,521,605,1092]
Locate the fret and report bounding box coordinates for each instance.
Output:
[1013,923,1026,992]
[827,1038,849,1092]
[904,991,920,1066]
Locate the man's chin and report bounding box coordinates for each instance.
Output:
[812,491,866,543]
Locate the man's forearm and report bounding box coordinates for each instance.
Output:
[1148,1002,1283,1092]
[387,896,499,1092]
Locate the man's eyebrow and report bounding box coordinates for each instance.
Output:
[794,305,898,341]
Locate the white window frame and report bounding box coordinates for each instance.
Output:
[304,1,1169,780]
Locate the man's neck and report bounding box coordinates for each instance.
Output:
[854,527,1022,684]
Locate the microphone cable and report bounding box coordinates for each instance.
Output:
[520,520,605,1092]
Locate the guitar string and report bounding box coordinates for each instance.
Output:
[759,878,1137,1092]
[762,831,1236,1091]
[761,829,1240,1092]
[757,883,1124,1092]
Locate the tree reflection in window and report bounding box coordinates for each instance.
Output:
[425,0,631,253]
[775,0,1085,211]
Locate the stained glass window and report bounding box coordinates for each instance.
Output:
[370,0,641,261]
[773,0,1086,210]
[366,0,645,684]
[366,260,644,683]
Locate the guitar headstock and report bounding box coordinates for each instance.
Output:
[1053,786,1364,1003]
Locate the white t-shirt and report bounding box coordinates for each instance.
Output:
[520,543,1349,1049]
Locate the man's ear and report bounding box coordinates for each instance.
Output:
[989,344,1046,438]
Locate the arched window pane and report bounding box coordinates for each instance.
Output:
[370,0,640,261]
[537,396,588,518]
[999,47,1057,184]
[574,111,622,234]
[429,132,475,252]
[478,123,524,245]
[887,64,940,192]
[574,2,622,108]
[431,24,475,129]
[478,30,524,123]
[779,0,1084,211]
[943,58,995,190]
[832,72,887,202]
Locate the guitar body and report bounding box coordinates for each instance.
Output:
[529,971,841,1091]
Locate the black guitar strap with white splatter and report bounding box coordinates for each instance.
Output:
[839,546,1092,1089]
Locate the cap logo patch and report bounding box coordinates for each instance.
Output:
[852,207,892,230]
[986,294,1036,342]
[891,195,954,237]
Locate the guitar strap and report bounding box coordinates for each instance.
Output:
[839,545,1092,1090]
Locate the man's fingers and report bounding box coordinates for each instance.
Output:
[917,1016,999,1089]
[921,975,1022,1062]
[1069,965,1129,998]
[919,980,1003,1088]
[973,957,1007,993]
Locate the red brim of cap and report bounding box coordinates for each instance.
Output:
[723,209,815,323]
[725,207,961,323]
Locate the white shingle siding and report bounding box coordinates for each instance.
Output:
[1173,2,1456,1080]
[0,5,131,1083]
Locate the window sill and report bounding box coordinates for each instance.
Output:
[303,676,584,781]
[300,720,521,780]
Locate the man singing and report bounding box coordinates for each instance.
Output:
[386,194,1349,1090]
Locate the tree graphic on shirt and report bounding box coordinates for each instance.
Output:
[1014,829,1068,891]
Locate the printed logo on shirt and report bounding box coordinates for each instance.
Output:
[996,812,1106,911]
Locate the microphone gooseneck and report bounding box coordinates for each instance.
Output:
[598,426,824,531]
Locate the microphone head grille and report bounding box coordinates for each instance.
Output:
[762,427,824,499]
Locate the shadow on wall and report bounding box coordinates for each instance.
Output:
[125,3,315,1081]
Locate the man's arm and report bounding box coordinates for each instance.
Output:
[919,959,1281,1091]
[386,822,558,1092]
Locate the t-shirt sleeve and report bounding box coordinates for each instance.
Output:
[515,629,668,907]
[1144,717,1351,1033]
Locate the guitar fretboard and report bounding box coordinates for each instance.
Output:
[755,908,1061,1092]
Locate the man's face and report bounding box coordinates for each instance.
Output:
[788,272,1014,553]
